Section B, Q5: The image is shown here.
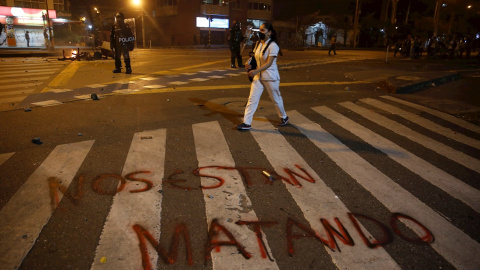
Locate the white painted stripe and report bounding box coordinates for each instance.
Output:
[251,117,400,269]
[31,100,63,107]
[112,89,140,94]
[74,95,92,100]
[143,85,166,89]
[225,73,241,76]
[0,96,26,104]
[193,121,279,269]
[2,71,56,78]
[0,76,50,84]
[0,152,14,166]
[316,106,480,212]
[0,89,34,97]
[86,84,107,88]
[189,78,209,82]
[169,81,188,85]
[0,66,62,72]
[48,89,73,93]
[91,129,166,270]
[0,69,59,75]
[380,96,480,134]
[361,98,480,149]
[0,140,94,269]
[0,64,65,69]
[294,109,480,270]
[198,70,212,73]
[208,75,225,79]
[340,101,480,174]
[0,83,37,90]
[138,77,157,81]
[181,72,196,75]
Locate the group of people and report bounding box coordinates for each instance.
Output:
[393,34,479,59]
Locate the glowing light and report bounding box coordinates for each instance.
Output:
[467,5,472,8]
[133,0,141,6]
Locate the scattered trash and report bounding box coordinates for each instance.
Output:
[141,136,153,140]
[262,171,275,181]
[100,257,107,264]
[24,107,32,112]
[91,93,99,100]
[208,195,214,199]
[345,87,350,91]
[159,190,163,194]
[431,82,436,87]
[167,99,170,102]
[32,137,43,145]
[22,235,28,239]
[335,196,339,199]
[78,133,82,136]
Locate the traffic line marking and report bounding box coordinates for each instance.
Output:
[92,129,166,269]
[169,81,188,85]
[296,108,480,270]
[0,76,50,84]
[193,121,279,269]
[31,100,63,107]
[41,61,86,93]
[317,105,480,212]
[86,84,107,88]
[381,95,480,134]
[361,98,480,150]
[0,152,14,167]
[340,101,480,174]
[0,89,35,97]
[0,140,94,269]
[251,115,400,269]
[143,85,166,89]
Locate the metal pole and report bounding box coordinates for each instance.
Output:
[142,13,145,48]
[353,0,359,48]
[433,0,440,37]
[208,13,211,48]
[45,0,54,50]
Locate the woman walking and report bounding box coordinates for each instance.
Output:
[237,23,288,130]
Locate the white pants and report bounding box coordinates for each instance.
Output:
[243,78,287,125]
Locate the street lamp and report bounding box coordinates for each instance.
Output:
[132,0,146,48]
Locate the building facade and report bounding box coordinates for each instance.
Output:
[153,0,273,46]
[0,0,68,48]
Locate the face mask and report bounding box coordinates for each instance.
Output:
[259,32,266,40]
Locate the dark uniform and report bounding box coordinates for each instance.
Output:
[229,21,244,68]
[110,12,134,74]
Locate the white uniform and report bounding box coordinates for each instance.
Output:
[243,39,287,125]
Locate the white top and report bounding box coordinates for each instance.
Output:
[254,39,280,81]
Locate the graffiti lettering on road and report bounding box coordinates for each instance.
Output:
[133,213,434,268]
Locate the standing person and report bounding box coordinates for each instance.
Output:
[328,34,337,55]
[110,12,135,74]
[25,31,30,47]
[43,29,49,48]
[237,23,288,130]
[228,20,245,68]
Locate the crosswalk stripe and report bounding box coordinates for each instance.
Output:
[315,106,480,213]
[0,140,94,269]
[2,71,56,78]
[291,110,480,269]
[0,76,50,84]
[91,129,166,270]
[192,121,279,269]
[0,96,26,104]
[251,116,400,269]
[340,101,480,173]
[0,83,37,91]
[0,152,14,166]
[0,64,65,70]
[380,96,480,134]
[0,66,62,72]
[360,98,480,149]
[0,68,60,75]
[0,89,35,97]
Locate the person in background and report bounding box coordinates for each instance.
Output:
[229,20,245,68]
[237,23,288,130]
[328,34,337,55]
[110,12,134,74]
[25,31,30,47]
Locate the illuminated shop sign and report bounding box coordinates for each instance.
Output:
[0,6,56,18]
[196,17,229,29]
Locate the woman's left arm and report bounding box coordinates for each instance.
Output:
[248,55,276,77]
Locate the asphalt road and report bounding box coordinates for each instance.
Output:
[0,49,479,270]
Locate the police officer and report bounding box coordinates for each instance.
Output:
[229,20,245,68]
[110,12,134,74]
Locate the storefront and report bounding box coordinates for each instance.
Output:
[0,6,56,48]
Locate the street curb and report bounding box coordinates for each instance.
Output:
[380,73,461,94]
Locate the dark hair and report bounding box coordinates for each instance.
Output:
[261,23,283,56]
